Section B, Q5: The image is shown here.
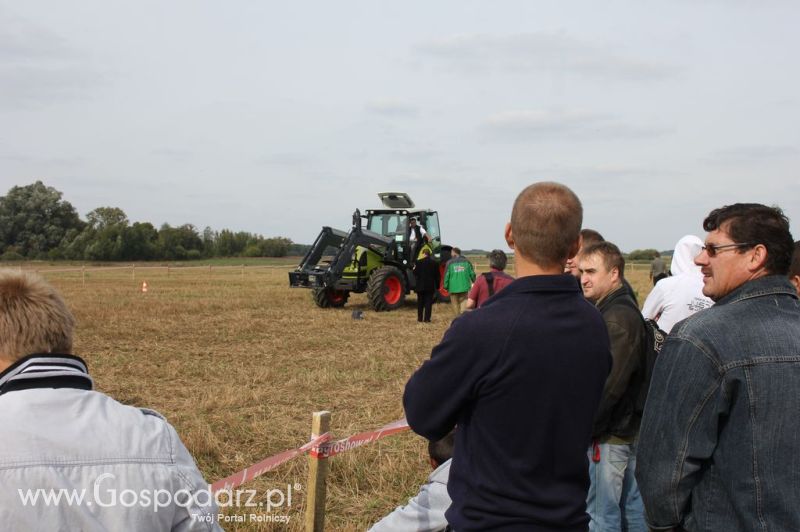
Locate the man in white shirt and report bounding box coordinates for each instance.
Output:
[641,235,713,333]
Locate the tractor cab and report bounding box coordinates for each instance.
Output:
[366,193,442,265]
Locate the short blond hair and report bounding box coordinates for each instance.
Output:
[510,182,582,267]
[0,270,74,362]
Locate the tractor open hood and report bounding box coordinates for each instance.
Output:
[378,192,415,209]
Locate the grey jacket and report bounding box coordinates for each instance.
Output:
[0,354,221,531]
[636,275,800,531]
[368,459,451,532]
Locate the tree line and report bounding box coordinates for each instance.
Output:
[0,182,303,261]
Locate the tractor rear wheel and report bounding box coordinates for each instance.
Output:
[367,266,406,311]
[312,288,349,308]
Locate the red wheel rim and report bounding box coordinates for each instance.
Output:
[384,276,402,304]
[330,290,345,304]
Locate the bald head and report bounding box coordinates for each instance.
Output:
[510,182,583,269]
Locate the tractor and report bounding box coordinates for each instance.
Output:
[288,192,452,311]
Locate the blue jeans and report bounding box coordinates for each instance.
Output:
[587,442,646,532]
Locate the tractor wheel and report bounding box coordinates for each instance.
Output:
[367,266,406,311]
[312,288,349,308]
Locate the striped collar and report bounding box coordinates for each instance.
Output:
[0,354,93,396]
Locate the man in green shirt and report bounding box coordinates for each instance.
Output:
[444,247,476,317]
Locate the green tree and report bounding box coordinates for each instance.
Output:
[626,248,661,261]
[123,222,158,260]
[0,181,84,258]
[157,224,203,260]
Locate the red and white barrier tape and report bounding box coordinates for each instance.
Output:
[311,418,410,459]
[211,432,330,493]
[210,418,410,492]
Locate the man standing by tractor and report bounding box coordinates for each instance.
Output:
[443,247,475,317]
[414,248,440,323]
[408,217,430,263]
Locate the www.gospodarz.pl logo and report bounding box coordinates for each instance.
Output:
[17,473,297,515]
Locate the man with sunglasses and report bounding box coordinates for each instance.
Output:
[636,203,800,532]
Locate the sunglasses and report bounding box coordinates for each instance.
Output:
[701,242,754,257]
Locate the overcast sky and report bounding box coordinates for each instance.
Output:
[2,1,798,252]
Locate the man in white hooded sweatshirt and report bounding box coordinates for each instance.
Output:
[641,235,714,333]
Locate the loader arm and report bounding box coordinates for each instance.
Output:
[289,220,392,289]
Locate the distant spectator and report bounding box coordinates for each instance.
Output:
[641,235,714,333]
[443,247,475,317]
[649,251,668,286]
[414,248,440,323]
[368,432,455,532]
[465,249,514,309]
[0,269,220,531]
[790,240,800,296]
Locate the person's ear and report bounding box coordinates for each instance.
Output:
[790,274,800,296]
[504,223,514,250]
[748,244,768,272]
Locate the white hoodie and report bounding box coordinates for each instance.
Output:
[641,235,714,333]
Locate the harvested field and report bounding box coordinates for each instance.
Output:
[21,259,653,531]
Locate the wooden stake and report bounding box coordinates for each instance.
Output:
[305,411,331,532]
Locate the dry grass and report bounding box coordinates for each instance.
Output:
[23,260,652,531]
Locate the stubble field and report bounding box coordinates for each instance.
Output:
[23,258,653,531]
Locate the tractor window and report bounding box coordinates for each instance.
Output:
[423,212,441,241]
[368,214,408,240]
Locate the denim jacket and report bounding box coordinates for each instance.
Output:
[636,275,800,531]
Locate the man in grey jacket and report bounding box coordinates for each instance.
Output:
[637,203,800,531]
[368,432,454,531]
[0,269,221,531]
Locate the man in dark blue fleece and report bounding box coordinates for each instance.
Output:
[404,182,612,531]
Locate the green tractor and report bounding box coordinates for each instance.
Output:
[288,192,452,311]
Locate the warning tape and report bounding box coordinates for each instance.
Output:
[211,432,331,493]
[311,419,410,459]
[210,418,411,493]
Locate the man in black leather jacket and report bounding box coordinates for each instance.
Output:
[579,241,647,532]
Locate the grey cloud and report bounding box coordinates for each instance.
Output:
[481,110,669,141]
[152,148,194,162]
[0,11,102,108]
[703,145,798,165]
[415,32,680,81]
[365,99,420,117]
[255,152,315,166]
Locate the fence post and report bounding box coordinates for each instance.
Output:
[241,264,244,277]
[305,411,331,532]
[82,266,86,288]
